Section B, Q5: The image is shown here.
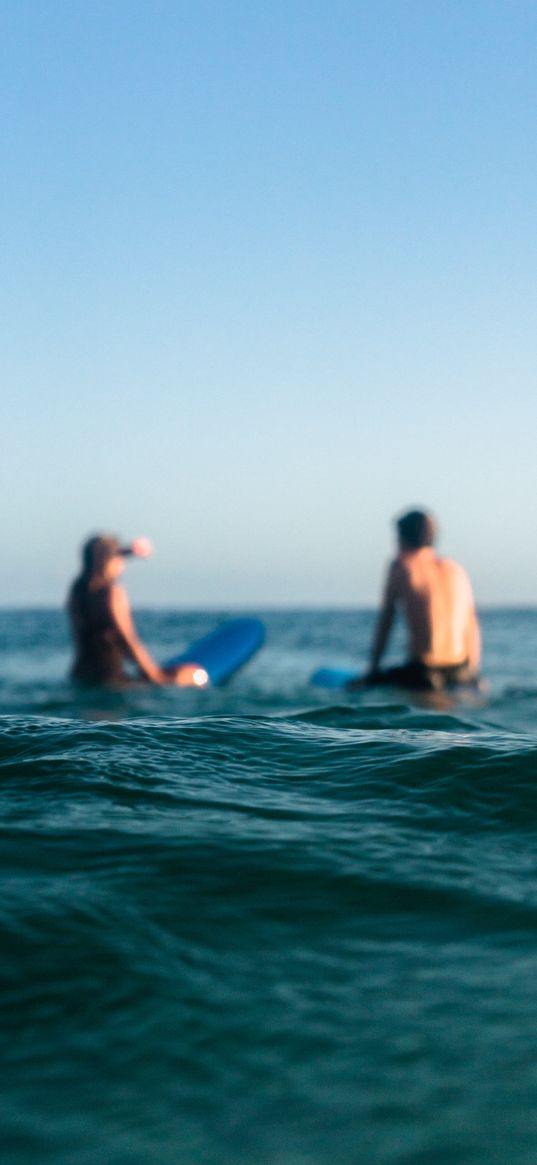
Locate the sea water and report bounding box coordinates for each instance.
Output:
[2,608,537,1165]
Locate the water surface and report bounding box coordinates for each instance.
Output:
[2,608,537,1164]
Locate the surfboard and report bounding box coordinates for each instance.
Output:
[310,667,359,689]
[163,618,265,688]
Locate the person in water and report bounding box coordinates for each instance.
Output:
[353,510,481,691]
[68,534,189,686]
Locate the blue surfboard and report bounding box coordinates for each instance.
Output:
[163,618,265,687]
[310,667,359,689]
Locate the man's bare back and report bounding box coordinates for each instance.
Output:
[361,510,481,690]
[381,549,480,669]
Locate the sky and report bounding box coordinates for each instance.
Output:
[1,0,536,606]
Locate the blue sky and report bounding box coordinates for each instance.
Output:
[2,1,536,605]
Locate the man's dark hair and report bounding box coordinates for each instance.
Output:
[396,510,436,550]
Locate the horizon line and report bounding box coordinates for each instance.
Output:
[1,601,537,613]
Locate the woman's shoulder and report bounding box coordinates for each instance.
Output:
[106,582,130,613]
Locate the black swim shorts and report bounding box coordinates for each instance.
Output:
[365,660,474,691]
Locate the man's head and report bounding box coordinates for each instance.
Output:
[396,510,437,552]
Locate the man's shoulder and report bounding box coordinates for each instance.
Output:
[438,555,468,577]
[390,554,407,571]
[437,556,474,592]
[386,556,409,591]
[391,554,414,578]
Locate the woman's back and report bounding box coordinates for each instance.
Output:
[69,579,127,684]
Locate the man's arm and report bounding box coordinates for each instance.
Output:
[368,561,400,674]
[108,584,167,684]
[465,605,481,675]
[459,567,481,675]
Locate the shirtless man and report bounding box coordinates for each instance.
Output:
[357,510,481,691]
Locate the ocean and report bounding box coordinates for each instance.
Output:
[2,607,537,1165]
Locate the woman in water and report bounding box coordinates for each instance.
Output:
[68,533,178,686]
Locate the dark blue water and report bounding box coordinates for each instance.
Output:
[2,609,537,1164]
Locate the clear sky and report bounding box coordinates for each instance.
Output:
[2,0,536,606]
